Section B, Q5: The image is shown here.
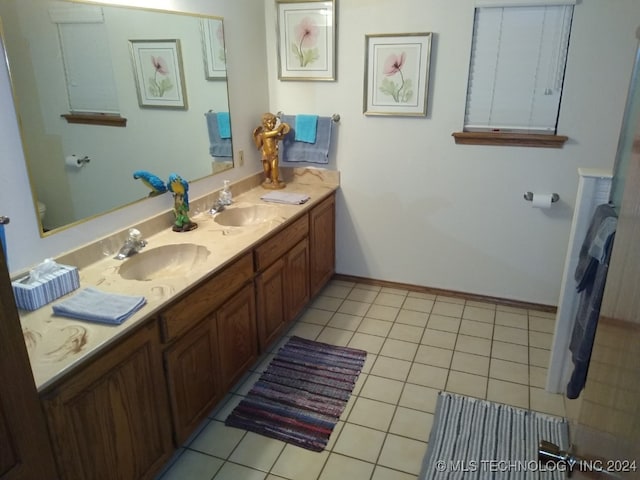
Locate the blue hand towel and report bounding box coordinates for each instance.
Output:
[217,112,231,139]
[295,114,318,143]
[205,112,232,157]
[52,287,146,325]
[280,115,333,164]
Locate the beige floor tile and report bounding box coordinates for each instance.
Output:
[333,423,386,463]
[492,341,529,364]
[396,309,430,327]
[414,345,453,368]
[486,378,529,409]
[398,383,440,413]
[353,373,368,395]
[213,462,266,480]
[427,314,461,333]
[530,387,565,416]
[265,475,288,480]
[287,322,323,341]
[493,325,528,346]
[431,301,464,318]
[160,449,223,480]
[361,354,377,374]
[379,338,418,361]
[462,306,495,323]
[435,295,465,305]
[366,304,400,322]
[360,375,405,404]
[455,334,491,356]
[311,295,343,312]
[316,327,353,346]
[377,434,428,476]
[388,323,425,343]
[530,365,548,389]
[347,397,396,431]
[229,432,285,472]
[465,300,496,310]
[320,284,352,299]
[529,331,553,349]
[326,420,344,450]
[349,333,386,354]
[330,279,355,288]
[402,297,434,313]
[371,356,412,381]
[408,291,437,300]
[357,318,393,337]
[528,310,555,319]
[340,395,357,421]
[445,371,487,399]
[497,305,528,315]
[381,286,409,296]
[270,445,329,480]
[529,347,551,368]
[354,283,381,292]
[529,316,555,333]
[372,465,419,480]
[189,420,245,458]
[421,329,457,349]
[374,292,406,307]
[389,407,434,442]
[318,453,375,480]
[450,351,490,376]
[406,363,449,389]
[489,358,529,385]
[348,288,379,303]
[338,300,371,317]
[459,319,494,339]
[299,308,334,326]
[327,313,363,331]
[495,311,528,329]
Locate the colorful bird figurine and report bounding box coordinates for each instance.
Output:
[167,173,197,232]
[133,170,167,196]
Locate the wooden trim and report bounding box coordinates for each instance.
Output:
[333,273,557,313]
[61,113,127,127]
[452,131,568,148]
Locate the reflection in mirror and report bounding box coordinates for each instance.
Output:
[0,0,234,235]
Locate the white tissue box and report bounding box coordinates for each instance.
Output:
[12,264,80,311]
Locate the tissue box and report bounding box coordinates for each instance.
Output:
[12,264,80,311]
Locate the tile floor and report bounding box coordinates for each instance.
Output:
[157,279,566,480]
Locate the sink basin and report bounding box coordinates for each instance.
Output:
[118,243,210,281]
[214,205,277,227]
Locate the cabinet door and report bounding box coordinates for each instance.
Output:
[42,322,172,480]
[309,194,336,297]
[164,316,222,445]
[217,283,258,391]
[256,258,287,352]
[286,237,310,322]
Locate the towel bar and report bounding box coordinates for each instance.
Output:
[276,111,340,123]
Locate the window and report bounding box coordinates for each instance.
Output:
[453,0,574,147]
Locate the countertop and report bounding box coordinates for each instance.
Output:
[19,168,339,392]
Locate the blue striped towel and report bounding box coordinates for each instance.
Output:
[52,287,146,325]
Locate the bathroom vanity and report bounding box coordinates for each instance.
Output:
[20,171,337,479]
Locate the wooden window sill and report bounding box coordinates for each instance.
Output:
[61,113,127,127]
[452,131,568,148]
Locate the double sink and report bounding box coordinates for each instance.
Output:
[116,204,279,282]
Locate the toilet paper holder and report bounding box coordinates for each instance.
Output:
[524,192,559,203]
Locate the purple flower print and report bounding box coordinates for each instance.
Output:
[148,55,174,97]
[379,52,413,103]
[292,17,320,67]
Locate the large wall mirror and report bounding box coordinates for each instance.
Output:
[0,0,234,236]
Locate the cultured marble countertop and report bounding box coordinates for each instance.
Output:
[19,169,339,392]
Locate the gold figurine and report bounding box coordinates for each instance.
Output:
[253,112,290,189]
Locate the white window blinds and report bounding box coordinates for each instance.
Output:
[464,4,573,133]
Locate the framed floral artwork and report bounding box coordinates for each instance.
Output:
[129,39,188,109]
[363,33,432,116]
[201,18,227,80]
[276,0,336,81]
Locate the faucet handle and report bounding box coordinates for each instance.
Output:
[128,228,142,240]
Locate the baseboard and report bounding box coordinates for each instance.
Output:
[332,274,557,313]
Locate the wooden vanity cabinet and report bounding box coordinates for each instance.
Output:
[40,321,172,480]
[309,194,336,297]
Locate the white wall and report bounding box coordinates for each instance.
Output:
[0,0,267,273]
[265,0,640,305]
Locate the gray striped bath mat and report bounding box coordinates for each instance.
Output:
[420,392,569,479]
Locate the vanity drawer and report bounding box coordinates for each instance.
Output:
[160,252,253,342]
[254,214,309,271]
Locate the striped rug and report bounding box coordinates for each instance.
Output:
[420,392,569,480]
[225,335,367,451]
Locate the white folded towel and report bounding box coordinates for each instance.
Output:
[52,287,146,325]
[260,191,310,205]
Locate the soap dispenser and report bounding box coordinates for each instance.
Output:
[219,180,233,205]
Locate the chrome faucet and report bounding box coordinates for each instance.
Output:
[209,198,226,215]
[115,228,147,260]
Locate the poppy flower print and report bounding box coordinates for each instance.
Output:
[379,51,413,103]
